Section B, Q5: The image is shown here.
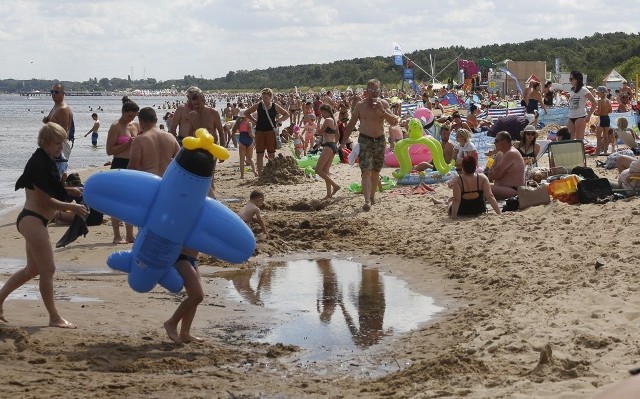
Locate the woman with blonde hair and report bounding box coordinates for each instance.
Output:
[0,123,88,328]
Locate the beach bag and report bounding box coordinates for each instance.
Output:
[502,196,519,212]
[518,181,550,210]
[274,128,283,149]
[547,174,579,203]
[577,178,613,204]
[571,166,598,180]
[605,149,634,169]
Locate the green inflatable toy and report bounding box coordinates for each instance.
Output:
[296,153,340,169]
[392,118,455,179]
[348,176,396,193]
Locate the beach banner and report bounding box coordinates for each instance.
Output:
[393,42,403,66]
[498,66,523,96]
[403,68,414,80]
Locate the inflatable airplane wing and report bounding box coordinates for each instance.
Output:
[84,129,256,293]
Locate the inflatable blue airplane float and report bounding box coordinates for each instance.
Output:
[83,129,256,293]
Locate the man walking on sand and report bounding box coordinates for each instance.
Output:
[170,86,201,147]
[341,79,399,211]
[128,107,206,344]
[128,107,180,175]
[188,91,225,196]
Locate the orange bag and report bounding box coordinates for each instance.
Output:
[547,175,579,203]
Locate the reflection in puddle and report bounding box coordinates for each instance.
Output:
[216,258,443,362]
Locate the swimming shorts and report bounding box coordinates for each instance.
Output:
[357,134,386,172]
[16,208,49,231]
[177,254,198,269]
[598,115,611,128]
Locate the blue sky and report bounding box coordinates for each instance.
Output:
[1,0,638,82]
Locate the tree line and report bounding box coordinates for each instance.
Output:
[2,32,639,94]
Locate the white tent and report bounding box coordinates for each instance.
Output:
[603,69,626,91]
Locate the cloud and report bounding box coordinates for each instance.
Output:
[0,0,638,81]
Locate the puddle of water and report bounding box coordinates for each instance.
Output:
[4,283,102,302]
[215,258,444,364]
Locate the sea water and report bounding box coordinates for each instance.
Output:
[0,94,232,218]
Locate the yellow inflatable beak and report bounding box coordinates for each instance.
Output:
[183,128,230,161]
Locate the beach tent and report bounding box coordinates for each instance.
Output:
[602,69,626,91]
[525,74,541,85]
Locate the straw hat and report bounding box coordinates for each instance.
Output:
[523,124,537,133]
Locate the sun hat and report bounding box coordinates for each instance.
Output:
[523,124,537,133]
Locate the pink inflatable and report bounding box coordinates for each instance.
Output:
[384,145,433,167]
[413,107,434,125]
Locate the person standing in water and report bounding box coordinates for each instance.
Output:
[84,113,100,147]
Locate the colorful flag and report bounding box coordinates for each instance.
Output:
[393,42,403,65]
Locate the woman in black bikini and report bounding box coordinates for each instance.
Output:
[514,125,541,165]
[0,123,88,328]
[449,155,501,218]
[315,104,341,199]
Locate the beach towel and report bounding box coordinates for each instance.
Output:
[391,182,435,196]
[55,214,89,248]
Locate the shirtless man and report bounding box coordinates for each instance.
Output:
[619,81,633,99]
[126,107,204,344]
[414,124,455,171]
[341,79,399,211]
[189,91,225,194]
[44,84,73,132]
[231,103,240,120]
[128,107,180,175]
[170,86,200,146]
[223,102,233,122]
[44,83,74,147]
[488,131,526,200]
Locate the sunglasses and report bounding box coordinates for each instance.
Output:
[525,132,536,136]
[50,90,63,94]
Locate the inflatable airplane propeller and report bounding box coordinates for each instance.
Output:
[83,129,256,293]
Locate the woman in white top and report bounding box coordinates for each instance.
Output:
[566,70,596,140]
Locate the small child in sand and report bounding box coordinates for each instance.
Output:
[238,190,268,238]
[302,115,317,155]
[292,125,304,158]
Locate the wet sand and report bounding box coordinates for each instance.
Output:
[1,138,639,398]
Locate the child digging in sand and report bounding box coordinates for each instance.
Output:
[238,190,269,238]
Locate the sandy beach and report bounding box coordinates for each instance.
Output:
[2,136,640,399]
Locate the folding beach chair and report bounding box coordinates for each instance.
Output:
[547,139,587,174]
